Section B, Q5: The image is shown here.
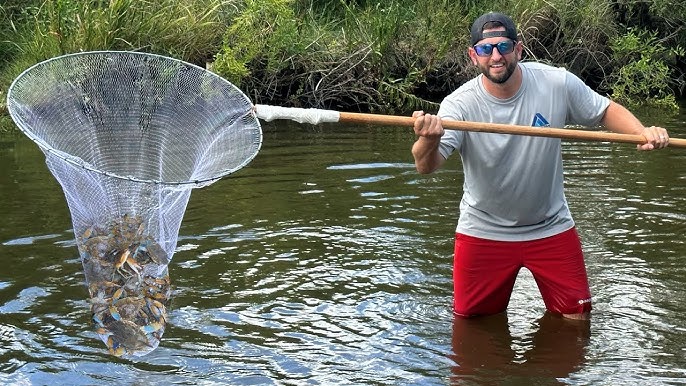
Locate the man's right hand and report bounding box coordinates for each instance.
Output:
[411,111,446,174]
[413,111,445,139]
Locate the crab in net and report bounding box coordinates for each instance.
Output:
[81,214,172,356]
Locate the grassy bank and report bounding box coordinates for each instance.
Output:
[1,0,685,118]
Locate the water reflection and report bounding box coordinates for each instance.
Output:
[450,313,590,384]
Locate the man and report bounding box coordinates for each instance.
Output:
[412,12,670,320]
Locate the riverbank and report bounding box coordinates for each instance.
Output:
[1,0,684,117]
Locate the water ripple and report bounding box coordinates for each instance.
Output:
[2,122,686,384]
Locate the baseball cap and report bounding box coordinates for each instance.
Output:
[470,12,518,45]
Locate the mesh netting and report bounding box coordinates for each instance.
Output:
[7,51,262,356]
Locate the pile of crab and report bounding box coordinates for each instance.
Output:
[78,214,172,357]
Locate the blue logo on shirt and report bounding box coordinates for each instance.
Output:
[532,113,550,127]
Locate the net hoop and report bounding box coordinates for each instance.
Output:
[7,51,262,187]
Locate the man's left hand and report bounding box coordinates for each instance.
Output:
[638,126,669,150]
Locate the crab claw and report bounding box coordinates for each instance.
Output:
[111,286,125,303]
[107,336,125,357]
[109,305,121,321]
[125,257,142,274]
[93,314,106,328]
[140,321,164,334]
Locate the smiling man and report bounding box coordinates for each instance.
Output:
[411,12,670,321]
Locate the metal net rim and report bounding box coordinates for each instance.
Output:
[6,50,263,188]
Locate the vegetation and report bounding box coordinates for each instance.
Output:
[1,0,685,119]
[608,28,684,110]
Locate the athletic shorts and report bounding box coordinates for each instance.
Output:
[453,227,592,317]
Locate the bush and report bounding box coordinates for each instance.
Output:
[212,0,300,86]
[609,28,683,110]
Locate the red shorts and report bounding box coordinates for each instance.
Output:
[453,227,591,317]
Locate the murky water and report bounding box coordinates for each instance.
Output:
[1,108,685,385]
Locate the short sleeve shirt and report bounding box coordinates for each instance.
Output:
[438,62,610,241]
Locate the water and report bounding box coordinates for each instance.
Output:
[1,109,685,385]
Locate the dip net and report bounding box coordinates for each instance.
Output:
[6,51,262,357]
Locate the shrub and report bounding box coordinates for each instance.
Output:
[212,0,299,86]
[609,28,683,110]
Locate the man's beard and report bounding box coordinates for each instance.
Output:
[480,60,517,84]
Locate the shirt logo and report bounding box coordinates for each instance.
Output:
[532,113,550,127]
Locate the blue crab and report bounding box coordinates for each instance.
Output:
[142,275,172,302]
[105,319,153,356]
[133,239,170,266]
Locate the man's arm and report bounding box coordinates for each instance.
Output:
[601,100,669,150]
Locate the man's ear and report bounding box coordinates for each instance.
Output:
[468,48,478,65]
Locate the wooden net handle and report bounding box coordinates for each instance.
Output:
[338,112,686,148]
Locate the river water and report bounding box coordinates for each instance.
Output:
[1,107,685,385]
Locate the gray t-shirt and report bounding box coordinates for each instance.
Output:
[438,62,610,241]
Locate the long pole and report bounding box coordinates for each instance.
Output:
[255,105,686,148]
[338,112,686,148]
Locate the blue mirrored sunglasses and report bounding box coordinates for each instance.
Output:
[473,40,515,57]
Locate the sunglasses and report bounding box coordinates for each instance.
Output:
[473,40,516,57]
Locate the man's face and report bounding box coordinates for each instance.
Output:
[468,28,522,84]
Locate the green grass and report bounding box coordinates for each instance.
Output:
[0,0,237,88]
